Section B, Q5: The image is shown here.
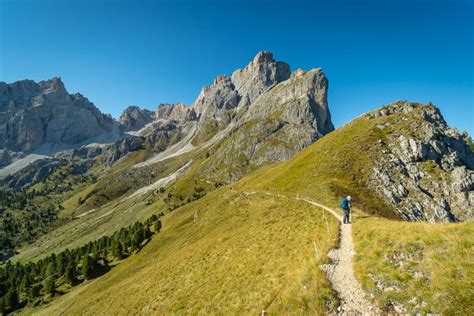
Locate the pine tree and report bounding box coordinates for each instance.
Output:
[46,261,56,277]
[131,232,141,252]
[64,263,75,285]
[81,255,94,280]
[19,274,30,293]
[154,220,162,233]
[45,277,55,296]
[143,227,151,240]
[4,288,18,311]
[29,284,41,301]
[56,252,66,275]
[113,241,123,260]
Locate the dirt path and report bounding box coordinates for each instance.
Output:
[297,197,379,315]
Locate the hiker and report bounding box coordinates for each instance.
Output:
[340,195,351,224]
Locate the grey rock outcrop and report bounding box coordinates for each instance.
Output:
[231,51,291,107]
[119,106,155,132]
[243,68,333,136]
[192,51,292,142]
[368,102,474,222]
[195,53,334,181]
[0,77,121,154]
[155,102,197,122]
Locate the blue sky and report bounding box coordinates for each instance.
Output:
[1,0,473,134]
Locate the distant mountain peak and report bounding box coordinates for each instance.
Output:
[0,77,120,154]
[252,50,275,64]
[38,76,66,94]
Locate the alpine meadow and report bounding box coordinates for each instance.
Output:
[0,0,473,315]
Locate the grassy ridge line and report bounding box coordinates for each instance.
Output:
[235,112,395,218]
[233,104,473,314]
[29,189,340,315]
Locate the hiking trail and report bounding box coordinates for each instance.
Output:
[243,191,379,315]
[297,197,379,315]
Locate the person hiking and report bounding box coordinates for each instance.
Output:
[340,196,351,224]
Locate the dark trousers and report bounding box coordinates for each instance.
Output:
[343,208,350,223]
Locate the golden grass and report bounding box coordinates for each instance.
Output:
[29,189,339,315]
[352,214,474,314]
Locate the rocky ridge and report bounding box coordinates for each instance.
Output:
[1,51,334,186]
[367,102,474,222]
[0,77,121,155]
[118,105,155,132]
[116,51,334,180]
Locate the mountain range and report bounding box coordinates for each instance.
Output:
[0,52,472,315]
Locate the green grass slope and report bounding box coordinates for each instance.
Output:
[24,103,473,314]
[31,190,339,315]
[235,105,396,217]
[352,215,473,314]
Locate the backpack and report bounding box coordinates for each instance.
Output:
[340,197,348,209]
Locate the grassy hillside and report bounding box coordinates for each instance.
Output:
[352,214,473,314]
[16,103,473,314]
[235,107,396,218]
[232,103,473,314]
[30,190,340,315]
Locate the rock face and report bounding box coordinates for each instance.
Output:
[192,51,292,140]
[0,77,121,154]
[367,102,474,222]
[155,102,197,122]
[2,51,335,188]
[190,53,334,180]
[113,51,333,182]
[119,106,155,132]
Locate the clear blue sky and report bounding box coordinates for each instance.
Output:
[1,0,473,134]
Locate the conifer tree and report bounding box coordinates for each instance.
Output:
[45,277,55,296]
[113,241,123,260]
[81,255,94,280]
[143,227,151,240]
[56,252,66,275]
[46,261,56,277]
[131,232,141,252]
[4,288,18,311]
[154,220,162,233]
[19,274,30,293]
[28,284,41,301]
[64,263,75,285]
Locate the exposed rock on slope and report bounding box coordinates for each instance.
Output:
[192,51,292,143]
[119,105,155,131]
[199,67,334,180]
[0,77,121,154]
[107,51,334,182]
[155,102,197,122]
[367,102,474,222]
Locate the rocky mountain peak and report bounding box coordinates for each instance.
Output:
[119,105,155,132]
[0,78,120,154]
[190,51,294,138]
[155,102,196,123]
[251,50,275,65]
[38,77,67,95]
[231,51,291,106]
[212,75,232,85]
